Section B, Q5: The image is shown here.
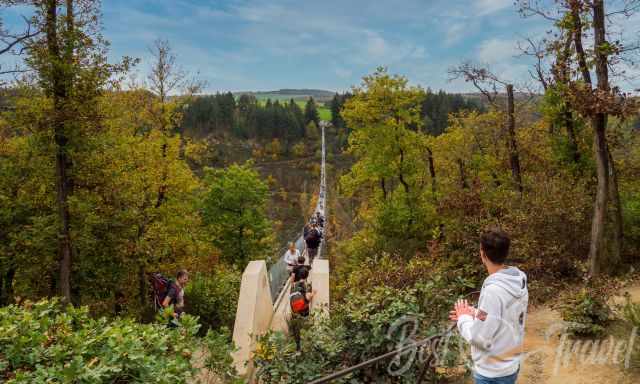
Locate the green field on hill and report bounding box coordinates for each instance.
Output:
[257,99,332,121]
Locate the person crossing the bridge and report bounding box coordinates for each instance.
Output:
[284,242,300,273]
[449,228,528,384]
[304,222,322,263]
[289,267,315,351]
[291,255,311,283]
[315,211,325,228]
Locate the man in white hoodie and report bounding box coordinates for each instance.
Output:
[450,228,528,384]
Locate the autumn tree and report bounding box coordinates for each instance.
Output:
[14,0,131,303]
[449,62,523,193]
[519,0,640,276]
[0,2,211,315]
[341,68,435,255]
[202,162,274,268]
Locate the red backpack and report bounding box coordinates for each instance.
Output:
[289,281,309,314]
[148,273,174,311]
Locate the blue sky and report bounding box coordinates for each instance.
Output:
[2,0,639,93]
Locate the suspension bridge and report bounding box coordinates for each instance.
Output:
[229,123,471,383]
[231,122,330,378]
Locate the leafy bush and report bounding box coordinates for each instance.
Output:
[0,299,240,383]
[199,327,242,384]
[622,295,640,367]
[184,268,241,333]
[560,288,612,336]
[254,285,466,383]
[622,295,640,326]
[0,299,202,383]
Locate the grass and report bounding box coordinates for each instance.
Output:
[257,99,332,122]
[317,107,331,121]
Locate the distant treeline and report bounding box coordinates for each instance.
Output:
[181,93,321,144]
[329,89,483,135]
[421,90,484,135]
[180,90,483,145]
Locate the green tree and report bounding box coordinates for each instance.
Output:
[340,68,435,255]
[305,120,320,151]
[19,0,134,303]
[203,162,273,268]
[304,97,319,127]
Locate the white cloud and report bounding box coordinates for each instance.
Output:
[91,0,553,92]
[334,66,353,79]
[445,23,467,46]
[366,32,389,58]
[408,46,427,60]
[477,38,519,64]
[474,0,514,16]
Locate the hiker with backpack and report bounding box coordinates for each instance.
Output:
[289,268,315,351]
[449,229,528,384]
[303,218,315,239]
[304,223,322,263]
[158,270,189,320]
[291,255,311,283]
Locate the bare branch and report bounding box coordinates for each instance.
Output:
[0,14,40,56]
[517,37,550,89]
[147,39,187,102]
[448,61,510,105]
[517,0,561,21]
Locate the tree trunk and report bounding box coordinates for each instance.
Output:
[506,84,523,193]
[47,0,74,304]
[457,159,469,189]
[138,263,146,306]
[589,116,609,276]
[380,177,387,199]
[398,146,410,194]
[571,2,592,86]
[588,0,610,278]
[608,149,623,268]
[563,109,581,164]
[0,266,16,306]
[426,147,437,194]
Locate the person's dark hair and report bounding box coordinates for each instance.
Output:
[177,269,189,279]
[299,268,309,280]
[298,256,306,264]
[480,228,510,264]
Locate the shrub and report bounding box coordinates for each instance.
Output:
[291,142,306,158]
[621,295,640,368]
[184,268,241,333]
[254,285,466,383]
[199,327,242,384]
[622,294,640,327]
[0,299,201,383]
[560,288,612,336]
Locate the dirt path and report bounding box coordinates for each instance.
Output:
[518,285,640,384]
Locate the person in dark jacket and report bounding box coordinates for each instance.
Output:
[304,224,322,263]
[315,212,325,228]
[291,256,311,282]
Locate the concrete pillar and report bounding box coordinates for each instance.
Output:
[231,260,273,377]
[310,259,329,314]
[270,278,292,333]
